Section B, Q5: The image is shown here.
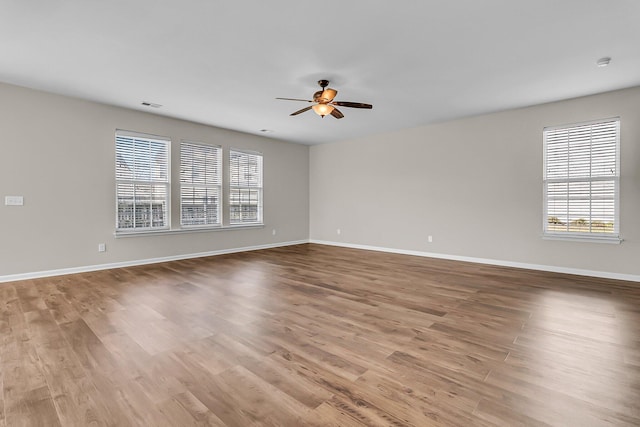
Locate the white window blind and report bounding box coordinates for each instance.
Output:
[543,118,619,239]
[115,131,170,231]
[229,149,263,225]
[180,142,222,227]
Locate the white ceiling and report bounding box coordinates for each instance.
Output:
[1,1,639,145]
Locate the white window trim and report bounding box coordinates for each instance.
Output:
[113,223,263,238]
[179,141,223,229]
[115,130,171,234]
[542,118,621,244]
[113,135,266,237]
[229,148,264,226]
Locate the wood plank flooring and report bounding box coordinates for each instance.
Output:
[1,243,639,426]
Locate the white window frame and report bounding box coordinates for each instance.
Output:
[229,148,263,225]
[542,118,621,243]
[180,141,222,228]
[115,130,171,233]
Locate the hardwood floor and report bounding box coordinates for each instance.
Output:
[1,243,639,426]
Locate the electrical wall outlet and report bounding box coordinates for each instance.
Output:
[98,243,106,252]
[337,228,341,235]
[272,229,276,235]
[428,235,433,243]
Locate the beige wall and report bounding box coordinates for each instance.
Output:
[0,83,309,277]
[310,86,640,278]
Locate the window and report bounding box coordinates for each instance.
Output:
[543,118,620,240]
[114,132,263,233]
[180,142,222,227]
[229,149,263,225]
[115,131,170,232]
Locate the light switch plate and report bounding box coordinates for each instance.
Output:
[5,196,24,206]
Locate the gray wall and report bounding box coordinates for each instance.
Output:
[0,83,309,277]
[3,82,639,280]
[310,86,640,278]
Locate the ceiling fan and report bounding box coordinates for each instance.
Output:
[276,80,373,119]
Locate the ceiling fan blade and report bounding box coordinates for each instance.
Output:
[276,97,314,103]
[332,101,373,109]
[290,105,313,116]
[330,108,344,119]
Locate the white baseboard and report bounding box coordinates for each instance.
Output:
[4,239,638,284]
[0,240,308,283]
[310,239,640,283]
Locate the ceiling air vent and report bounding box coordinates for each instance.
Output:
[141,102,162,108]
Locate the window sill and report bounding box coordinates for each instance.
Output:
[115,223,264,238]
[542,233,622,244]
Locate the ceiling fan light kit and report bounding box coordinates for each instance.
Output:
[312,103,334,117]
[276,79,373,120]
